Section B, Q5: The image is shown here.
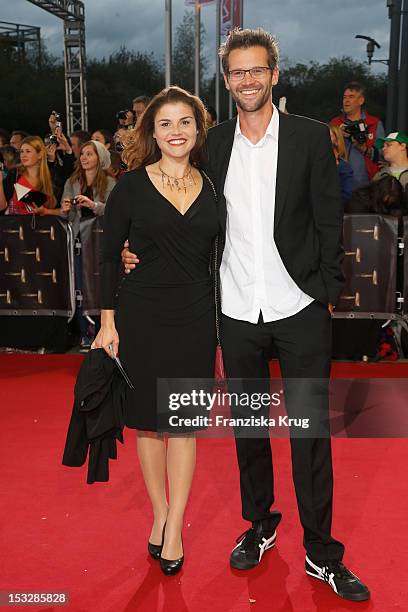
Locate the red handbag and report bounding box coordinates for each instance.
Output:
[212,234,226,386]
[214,344,226,384]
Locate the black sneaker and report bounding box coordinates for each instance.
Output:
[230,524,277,570]
[305,556,370,601]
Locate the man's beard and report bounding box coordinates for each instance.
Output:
[232,84,273,113]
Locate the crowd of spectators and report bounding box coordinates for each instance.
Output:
[0,84,407,353]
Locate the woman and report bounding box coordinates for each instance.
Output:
[92,86,219,575]
[0,136,56,214]
[91,129,114,151]
[329,124,354,205]
[61,140,116,350]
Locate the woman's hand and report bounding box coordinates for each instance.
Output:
[76,194,96,210]
[61,198,72,213]
[92,326,119,357]
[30,204,47,216]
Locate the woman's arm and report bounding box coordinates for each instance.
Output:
[93,174,134,356]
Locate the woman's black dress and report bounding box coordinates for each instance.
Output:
[101,167,219,431]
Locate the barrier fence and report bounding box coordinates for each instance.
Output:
[0,214,408,322]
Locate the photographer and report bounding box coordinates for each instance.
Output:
[60,140,116,350]
[116,109,135,129]
[132,95,150,120]
[331,81,384,188]
[46,112,76,202]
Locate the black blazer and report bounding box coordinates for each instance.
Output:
[206,111,345,306]
[62,348,126,484]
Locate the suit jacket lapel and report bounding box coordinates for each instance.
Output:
[274,112,296,230]
[216,118,236,233]
[219,119,236,192]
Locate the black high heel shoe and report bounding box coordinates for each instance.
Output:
[148,522,166,560]
[160,528,184,576]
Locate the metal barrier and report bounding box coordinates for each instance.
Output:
[334,215,399,320]
[0,216,75,316]
[1,214,408,322]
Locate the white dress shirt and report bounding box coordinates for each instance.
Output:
[220,104,313,323]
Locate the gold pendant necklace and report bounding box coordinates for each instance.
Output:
[158,164,195,194]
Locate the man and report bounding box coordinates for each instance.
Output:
[10,130,29,151]
[331,82,384,188]
[122,28,369,602]
[373,131,408,192]
[70,130,91,160]
[132,95,150,120]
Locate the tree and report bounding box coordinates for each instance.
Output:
[273,57,387,123]
[172,10,209,94]
[87,47,164,131]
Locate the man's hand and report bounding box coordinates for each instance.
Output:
[45,143,57,162]
[353,140,369,156]
[121,239,139,273]
[328,303,334,315]
[55,127,72,153]
[339,124,350,140]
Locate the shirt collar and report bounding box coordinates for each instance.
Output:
[235,103,279,146]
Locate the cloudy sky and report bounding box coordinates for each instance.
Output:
[2,0,389,74]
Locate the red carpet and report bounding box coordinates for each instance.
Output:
[1,355,407,611]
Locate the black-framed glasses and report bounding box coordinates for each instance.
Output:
[228,66,273,81]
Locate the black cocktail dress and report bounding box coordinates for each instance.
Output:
[101,167,219,431]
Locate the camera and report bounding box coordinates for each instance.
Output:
[116,110,129,121]
[52,110,62,129]
[71,197,78,207]
[343,120,368,145]
[49,134,58,145]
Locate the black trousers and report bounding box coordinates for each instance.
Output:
[221,301,345,561]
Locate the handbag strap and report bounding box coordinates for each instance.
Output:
[201,170,221,346]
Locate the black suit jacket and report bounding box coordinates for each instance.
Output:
[206,111,345,306]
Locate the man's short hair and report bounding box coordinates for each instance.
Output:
[11,130,29,139]
[219,27,279,75]
[132,95,150,106]
[344,81,366,96]
[70,130,91,144]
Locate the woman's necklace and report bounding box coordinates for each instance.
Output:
[158,163,195,194]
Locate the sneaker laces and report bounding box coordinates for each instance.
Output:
[235,528,268,552]
[324,561,356,582]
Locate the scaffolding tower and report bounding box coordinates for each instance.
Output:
[0,21,41,63]
[26,0,88,133]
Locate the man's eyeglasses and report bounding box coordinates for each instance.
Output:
[228,66,273,81]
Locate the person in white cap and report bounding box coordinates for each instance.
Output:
[374,132,408,191]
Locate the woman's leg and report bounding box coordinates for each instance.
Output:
[137,431,168,545]
[161,434,196,560]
